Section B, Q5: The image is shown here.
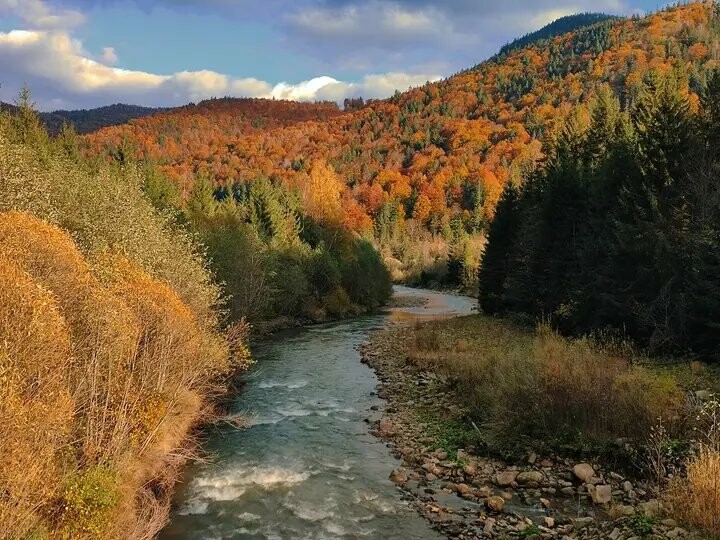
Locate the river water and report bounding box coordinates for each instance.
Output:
[161,287,476,540]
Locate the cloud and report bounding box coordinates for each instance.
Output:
[0,0,85,29]
[0,28,437,109]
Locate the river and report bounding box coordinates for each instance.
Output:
[161,286,476,540]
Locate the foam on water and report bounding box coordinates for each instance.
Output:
[182,465,312,512]
[257,379,309,390]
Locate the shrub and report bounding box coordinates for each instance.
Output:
[667,399,720,536]
[408,317,688,448]
[0,256,74,537]
[56,465,120,539]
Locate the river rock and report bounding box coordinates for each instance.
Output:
[573,463,596,483]
[638,499,663,517]
[587,483,612,505]
[486,496,505,512]
[495,470,519,487]
[516,470,544,485]
[390,468,409,485]
[483,517,496,534]
[378,419,396,437]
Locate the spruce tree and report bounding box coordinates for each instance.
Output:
[479,182,520,314]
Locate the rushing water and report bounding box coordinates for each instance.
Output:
[161,287,476,540]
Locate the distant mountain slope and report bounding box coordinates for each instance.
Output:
[87,2,720,235]
[0,101,163,135]
[47,104,165,135]
[497,13,622,57]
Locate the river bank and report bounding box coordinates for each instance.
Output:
[361,317,712,539]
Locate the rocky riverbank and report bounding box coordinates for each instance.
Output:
[361,326,701,540]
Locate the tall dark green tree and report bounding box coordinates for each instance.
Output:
[479,182,520,314]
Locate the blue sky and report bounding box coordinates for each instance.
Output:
[0,0,667,110]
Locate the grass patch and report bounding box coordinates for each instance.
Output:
[408,315,688,453]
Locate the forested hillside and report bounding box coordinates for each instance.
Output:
[496,12,620,56]
[87,2,720,291]
[0,101,163,135]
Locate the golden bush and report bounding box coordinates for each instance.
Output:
[0,256,74,538]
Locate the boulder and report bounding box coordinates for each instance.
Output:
[587,484,612,505]
[494,470,519,487]
[378,419,396,437]
[390,468,409,485]
[638,499,663,518]
[516,470,544,485]
[486,496,505,512]
[573,463,596,483]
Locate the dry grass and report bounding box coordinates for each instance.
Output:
[0,212,245,539]
[667,400,720,537]
[408,316,687,446]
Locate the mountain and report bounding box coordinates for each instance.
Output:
[496,13,621,57]
[1,101,164,135]
[86,1,720,287]
[46,103,165,135]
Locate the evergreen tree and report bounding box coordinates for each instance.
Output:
[479,182,520,314]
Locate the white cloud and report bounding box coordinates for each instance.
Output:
[100,46,117,65]
[0,0,85,29]
[0,28,437,109]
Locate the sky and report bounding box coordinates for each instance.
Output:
[0,0,667,111]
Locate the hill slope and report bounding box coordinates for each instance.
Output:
[497,12,621,56]
[86,1,720,285]
[0,102,164,135]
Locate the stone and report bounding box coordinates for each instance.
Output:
[390,468,409,485]
[434,450,449,460]
[587,484,612,505]
[476,486,492,498]
[666,527,687,538]
[543,516,555,528]
[608,528,621,540]
[639,499,663,518]
[486,496,506,512]
[573,463,595,483]
[463,464,477,476]
[378,419,396,437]
[539,497,551,509]
[623,480,634,492]
[456,483,472,495]
[560,486,575,496]
[527,452,538,464]
[573,517,594,529]
[516,470,545,485]
[494,470,519,487]
[426,473,438,482]
[483,517,496,534]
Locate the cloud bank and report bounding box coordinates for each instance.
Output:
[0,26,438,110]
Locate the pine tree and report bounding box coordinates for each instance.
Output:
[479,182,520,314]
